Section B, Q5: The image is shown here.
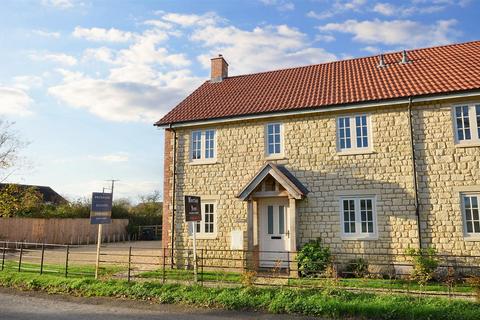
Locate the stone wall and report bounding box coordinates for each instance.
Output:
[414,101,480,255]
[162,97,480,262]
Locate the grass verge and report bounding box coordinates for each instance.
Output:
[137,268,473,294]
[0,270,479,319]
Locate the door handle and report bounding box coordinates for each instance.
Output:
[286,230,290,238]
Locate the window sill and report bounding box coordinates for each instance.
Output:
[341,235,378,241]
[464,235,480,242]
[188,159,218,166]
[190,234,218,240]
[336,149,375,156]
[454,141,480,148]
[265,154,287,161]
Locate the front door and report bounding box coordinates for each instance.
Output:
[259,199,289,268]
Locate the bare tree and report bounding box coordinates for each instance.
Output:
[0,120,26,182]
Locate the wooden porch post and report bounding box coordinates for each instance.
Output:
[246,197,255,270]
[289,196,298,277]
[247,197,254,251]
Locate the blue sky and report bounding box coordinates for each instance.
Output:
[0,0,478,201]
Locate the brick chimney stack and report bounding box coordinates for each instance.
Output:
[211,54,228,82]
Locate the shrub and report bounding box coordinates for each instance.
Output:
[344,258,369,278]
[406,247,439,286]
[297,239,331,277]
[241,270,257,287]
[466,276,480,302]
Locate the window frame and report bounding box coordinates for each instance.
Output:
[336,114,373,154]
[452,104,480,146]
[190,201,218,239]
[460,193,480,240]
[339,195,378,240]
[190,129,217,164]
[265,122,285,159]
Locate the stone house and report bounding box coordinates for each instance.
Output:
[155,41,480,268]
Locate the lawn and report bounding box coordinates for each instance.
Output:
[136,268,474,294]
[0,270,479,320]
[288,277,474,294]
[137,268,241,283]
[1,260,123,278]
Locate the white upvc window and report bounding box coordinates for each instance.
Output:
[453,104,480,144]
[461,193,480,239]
[340,196,377,240]
[190,129,216,163]
[337,114,371,152]
[191,201,217,238]
[266,123,283,157]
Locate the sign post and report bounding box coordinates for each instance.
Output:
[90,192,113,279]
[185,195,201,282]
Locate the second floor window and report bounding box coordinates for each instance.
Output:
[337,114,370,152]
[191,129,216,162]
[454,104,480,143]
[266,123,282,156]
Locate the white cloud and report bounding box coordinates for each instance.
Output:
[315,34,336,42]
[41,0,81,9]
[307,0,367,20]
[162,12,220,27]
[260,0,295,11]
[47,11,336,122]
[32,29,61,38]
[83,47,115,63]
[362,46,381,54]
[144,20,174,30]
[341,0,367,10]
[88,152,129,163]
[373,2,445,16]
[0,87,33,116]
[73,27,134,43]
[191,24,337,74]
[48,68,201,122]
[29,52,77,66]
[13,75,43,91]
[306,10,334,20]
[372,3,396,16]
[318,19,459,47]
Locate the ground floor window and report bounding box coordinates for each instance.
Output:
[462,194,480,238]
[340,196,377,240]
[191,201,217,238]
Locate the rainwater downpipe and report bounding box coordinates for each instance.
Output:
[407,97,422,249]
[169,124,177,267]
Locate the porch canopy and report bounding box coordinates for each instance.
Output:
[236,162,308,254]
[236,162,308,201]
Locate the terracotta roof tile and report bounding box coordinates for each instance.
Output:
[156,40,480,125]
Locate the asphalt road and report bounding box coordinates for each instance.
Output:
[0,288,320,320]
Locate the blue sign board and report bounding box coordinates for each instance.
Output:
[90,192,112,224]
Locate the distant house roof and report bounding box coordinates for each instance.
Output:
[0,184,68,205]
[156,40,480,126]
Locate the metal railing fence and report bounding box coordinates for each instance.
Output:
[1,241,479,299]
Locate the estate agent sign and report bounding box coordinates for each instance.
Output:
[185,195,202,222]
[185,195,201,282]
[90,192,112,224]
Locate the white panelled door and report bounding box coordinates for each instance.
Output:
[259,198,290,267]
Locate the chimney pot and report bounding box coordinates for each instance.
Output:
[401,50,410,64]
[211,54,228,82]
[378,54,386,68]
